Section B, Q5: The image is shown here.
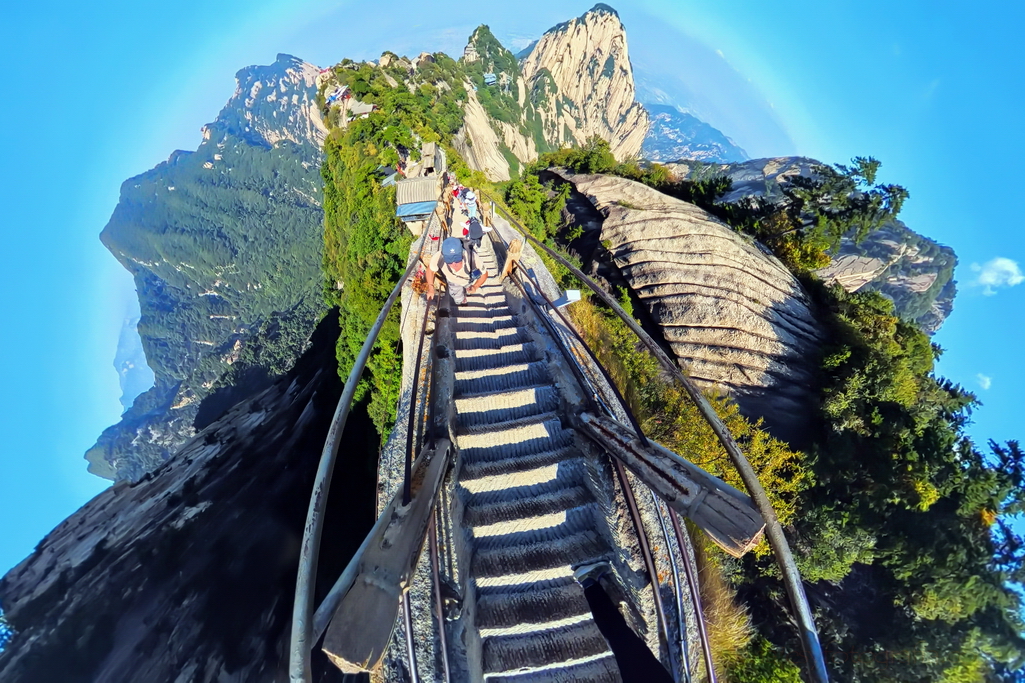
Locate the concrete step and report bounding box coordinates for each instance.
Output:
[484,653,621,683]
[481,618,612,675]
[458,419,574,464]
[476,577,589,630]
[456,384,560,429]
[465,476,592,528]
[454,361,551,397]
[471,515,608,578]
[455,343,540,372]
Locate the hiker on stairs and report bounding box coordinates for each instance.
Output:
[426,236,488,305]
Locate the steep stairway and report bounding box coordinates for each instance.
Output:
[451,245,623,683]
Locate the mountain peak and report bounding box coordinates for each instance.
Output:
[520,3,647,161]
[585,3,619,18]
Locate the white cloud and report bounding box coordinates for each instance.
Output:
[970,257,1025,295]
[977,373,992,390]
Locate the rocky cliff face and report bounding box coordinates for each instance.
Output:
[520,4,648,161]
[641,104,748,163]
[666,157,958,333]
[452,5,649,181]
[551,170,825,442]
[0,314,374,683]
[89,54,328,481]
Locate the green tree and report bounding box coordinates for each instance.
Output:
[781,156,909,249]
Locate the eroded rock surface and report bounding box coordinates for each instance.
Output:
[0,314,370,683]
[554,170,825,441]
[521,4,649,161]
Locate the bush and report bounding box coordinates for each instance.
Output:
[725,636,804,683]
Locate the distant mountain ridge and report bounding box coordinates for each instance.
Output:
[641,103,748,163]
[88,54,327,481]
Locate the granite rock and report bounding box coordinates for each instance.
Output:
[553,170,825,441]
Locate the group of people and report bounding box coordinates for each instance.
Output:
[450,180,478,220]
[426,181,490,305]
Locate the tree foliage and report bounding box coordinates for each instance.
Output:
[784,157,909,249]
[505,140,1024,680]
[0,609,13,651]
[320,55,477,436]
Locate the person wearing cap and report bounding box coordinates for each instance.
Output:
[465,189,478,219]
[427,237,488,305]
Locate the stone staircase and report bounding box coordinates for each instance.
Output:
[450,246,624,683]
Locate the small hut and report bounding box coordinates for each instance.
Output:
[395,176,440,226]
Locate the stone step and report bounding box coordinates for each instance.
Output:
[461,444,577,482]
[454,329,533,350]
[458,419,573,464]
[454,361,551,397]
[481,618,612,675]
[484,653,621,683]
[456,384,560,429]
[456,304,513,320]
[456,316,521,334]
[471,516,607,578]
[455,343,540,372]
[476,577,590,630]
[465,476,592,529]
[458,410,561,437]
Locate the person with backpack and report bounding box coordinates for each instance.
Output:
[426,237,488,305]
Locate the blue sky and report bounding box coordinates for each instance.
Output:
[1,0,1022,576]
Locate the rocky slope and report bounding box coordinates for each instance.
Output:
[666,157,958,333]
[453,5,649,180]
[641,104,748,163]
[519,4,649,161]
[0,313,375,683]
[88,54,328,481]
[551,169,825,442]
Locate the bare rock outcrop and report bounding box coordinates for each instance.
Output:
[554,170,825,441]
[521,4,649,160]
[452,84,514,181]
[451,7,649,181]
[0,314,367,683]
[214,53,328,150]
[667,156,958,333]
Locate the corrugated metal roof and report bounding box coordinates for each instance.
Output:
[396,200,437,221]
[396,176,439,205]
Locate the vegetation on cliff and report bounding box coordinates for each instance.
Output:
[504,139,1025,681]
[94,114,327,480]
[319,56,473,435]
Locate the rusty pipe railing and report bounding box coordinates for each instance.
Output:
[289,228,431,683]
[483,193,829,683]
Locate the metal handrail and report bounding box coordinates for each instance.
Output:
[509,233,709,683]
[483,193,829,683]
[289,226,432,683]
[487,228,681,679]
